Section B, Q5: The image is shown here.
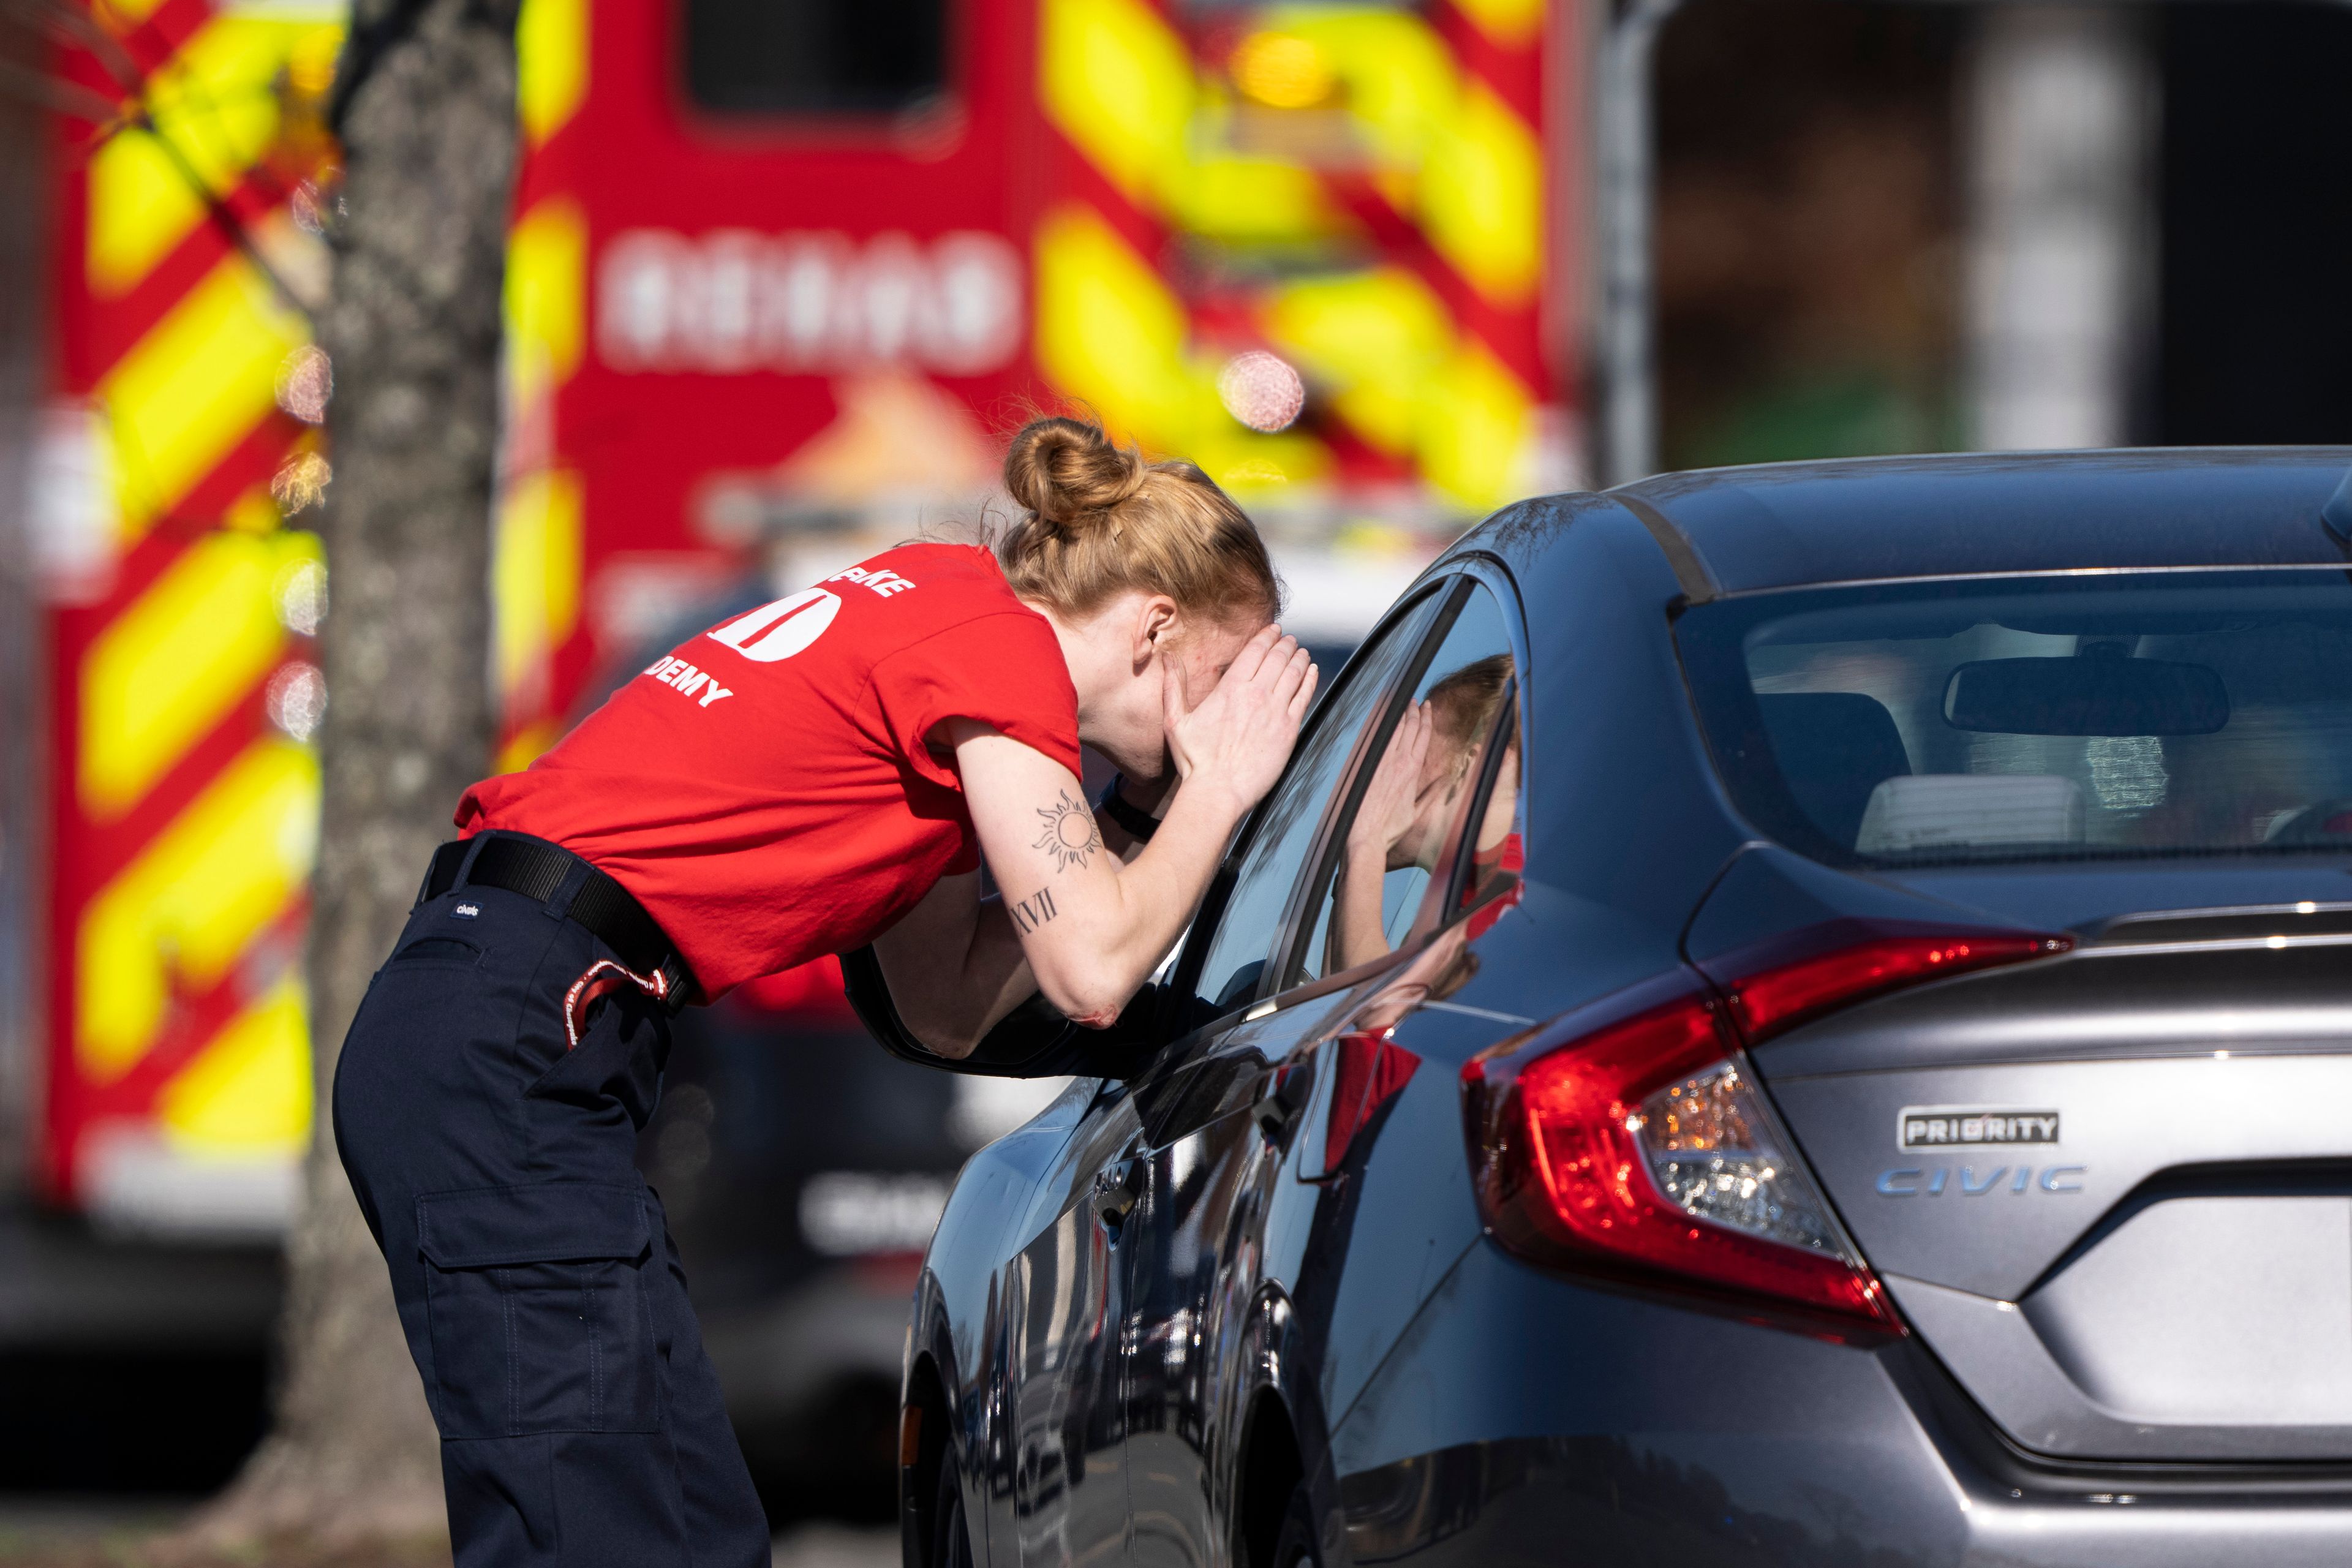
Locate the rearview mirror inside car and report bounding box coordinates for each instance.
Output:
[837,944,1161,1079]
[1945,649,2230,736]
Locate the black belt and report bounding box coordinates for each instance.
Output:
[417,835,696,1008]
[1097,775,1160,842]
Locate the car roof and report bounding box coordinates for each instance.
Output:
[1608,447,2352,596]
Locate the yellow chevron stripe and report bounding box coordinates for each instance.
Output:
[225,483,281,534]
[1243,9,1541,307]
[1450,0,1546,49]
[505,199,587,407]
[88,130,210,302]
[1163,147,1333,244]
[1264,8,1456,178]
[1419,76,1542,307]
[1041,0,1194,204]
[99,254,308,538]
[94,0,170,28]
[155,976,311,1154]
[1033,206,1330,490]
[1261,267,1455,458]
[497,717,568,774]
[86,15,345,297]
[1042,0,1332,238]
[80,529,318,820]
[77,738,320,1083]
[1261,266,1532,507]
[518,0,589,147]
[1034,205,1196,449]
[1419,336,1535,510]
[494,467,583,703]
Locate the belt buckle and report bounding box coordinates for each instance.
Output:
[657,954,692,1014]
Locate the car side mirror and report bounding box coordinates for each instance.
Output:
[837,945,1163,1080]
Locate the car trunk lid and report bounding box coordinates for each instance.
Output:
[1692,846,2352,1461]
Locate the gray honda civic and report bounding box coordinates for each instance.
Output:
[851,446,2352,1568]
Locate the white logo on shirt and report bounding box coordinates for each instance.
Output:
[644,654,736,706]
[828,564,918,597]
[706,588,842,663]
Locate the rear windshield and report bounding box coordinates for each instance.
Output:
[1675,570,2352,866]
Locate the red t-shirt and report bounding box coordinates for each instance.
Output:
[455,543,1082,997]
[1464,832,1525,941]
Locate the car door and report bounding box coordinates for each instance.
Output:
[1117,573,1528,1568]
[987,1079,1138,1568]
[1115,605,1442,1562]
[967,580,1445,1568]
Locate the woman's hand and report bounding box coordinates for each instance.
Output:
[932,630,1310,1034]
[1163,624,1317,814]
[1347,701,1432,863]
[1327,701,1430,974]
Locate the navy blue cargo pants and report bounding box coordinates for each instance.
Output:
[333,864,770,1567]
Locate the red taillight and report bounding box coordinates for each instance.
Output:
[1706,919,2071,1042]
[1463,924,2071,1335]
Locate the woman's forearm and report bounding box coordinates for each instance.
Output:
[955,622,1311,1028]
[873,873,1036,1057]
[1328,839,1392,973]
[1045,775,1248,1024]
[954,726,1250,1028]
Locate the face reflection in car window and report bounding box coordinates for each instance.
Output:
[1458,709,1523,911]
[1186,590,1448,1018]
[1299,586,1520,983]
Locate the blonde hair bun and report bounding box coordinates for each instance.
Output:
[997,415,1283,625]
[1003,417,1147,532]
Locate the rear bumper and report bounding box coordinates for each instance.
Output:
[1340,1436,2352,1567]
[1329,1242,2352,1567]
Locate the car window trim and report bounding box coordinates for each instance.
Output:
[1427,675,1521,927]
[1271,558,1532,993]
[1443,552,1536,919]
[1613,494,1721,605]
[1703,562,2352,601]
[1250,578,1471,1005]
[1244,925,1423,1021]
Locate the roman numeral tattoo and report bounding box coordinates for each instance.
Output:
[1011,886,1060,935]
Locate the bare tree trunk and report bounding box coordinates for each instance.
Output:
[192,0,518,1546]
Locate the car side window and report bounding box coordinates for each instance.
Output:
[1453,695,1524,921]
[1292,582,1518,985]
[1183,588,1450,1019]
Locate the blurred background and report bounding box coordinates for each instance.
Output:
[0,0,2343,1557]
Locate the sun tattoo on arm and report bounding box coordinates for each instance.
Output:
[1033,790,1103,872]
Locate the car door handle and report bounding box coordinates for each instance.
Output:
[1091,1156,1142,1226]
[1253,1060,1311,1143]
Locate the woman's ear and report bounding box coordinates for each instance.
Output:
[1131,595,1181,673]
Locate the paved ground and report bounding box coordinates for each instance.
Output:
[0,1504,899,1567]
[771,1523,899,1567]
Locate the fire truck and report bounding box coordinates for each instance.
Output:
[12,0,1578,1496]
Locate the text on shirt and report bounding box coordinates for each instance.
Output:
[643,655,736,707]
